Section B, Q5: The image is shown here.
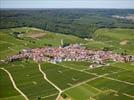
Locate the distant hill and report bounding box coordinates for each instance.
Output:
[93,28,134,54]
[0,9,134,38]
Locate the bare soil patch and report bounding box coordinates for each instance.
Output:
[26,32,46,39]
[120,40,128,45]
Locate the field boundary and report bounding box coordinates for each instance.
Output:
[63,74,106,92]
[42,93,58,99]
[105,76,134,86]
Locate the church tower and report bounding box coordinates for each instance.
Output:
[61,39,63,46]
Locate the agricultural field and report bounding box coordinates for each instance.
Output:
[0,27,134,100]
[0,27,85,60]
[40,63,95,89]
[1,60,59,100]
[63,62,134,100]
[0,69,25,100]
[58,61,91,70]
[93,28,134,54]
[85,65,125,75]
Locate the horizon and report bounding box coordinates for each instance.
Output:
[1,8,134,10]
[0,0,134,9]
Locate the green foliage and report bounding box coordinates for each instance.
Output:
[62,43,70,47]
[0,9,134,38]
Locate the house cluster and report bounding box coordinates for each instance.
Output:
[7,44,134,64]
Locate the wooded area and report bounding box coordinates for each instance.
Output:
[0,9,134,38]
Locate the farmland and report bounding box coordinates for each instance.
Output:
[0,69,24,100]
[0,27,85,60]
[40,63,95,89]
[0,26,134,100]
[1,60,58,100]
[84,28,134,54]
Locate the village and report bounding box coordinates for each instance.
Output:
[7,44,134,66]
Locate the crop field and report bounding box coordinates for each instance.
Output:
[107,70,134,83]
[58,61,91,70]
[0,70,25,100]
[0,28,134,60]
[0,27,134,100]
[64,83,101,100]
[1,61,58,100]
[111,62,134,71]
[61,62,134,100]
[65,76,134,100]
[85,65,125,75]
[94,28,134,54]
[94,91,133,100]
[41,63,95,89]
[0,27,85,60]
[88,77,134,96]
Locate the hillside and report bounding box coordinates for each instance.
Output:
[0,27,85,60]
[0,27,134,100]
[0,9,134,38]
[84,28,134,54]
[1,27,134,60]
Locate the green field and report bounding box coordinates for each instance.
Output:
[88,77,134,96]
[1,27,134,60]
[41,63,95,89]
[1,61,58,100]
[0,70,25,100]
[0,27,134,100]
[0,27,85,60]
[61,62,134,100]
[58,61,91,70]
[85,66,125,75]
[93,28,134,54]
[65,83,101,100]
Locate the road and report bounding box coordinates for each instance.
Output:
[0,68,29,100]
[38,64,63,100]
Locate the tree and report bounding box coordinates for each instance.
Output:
[88,24,97,38]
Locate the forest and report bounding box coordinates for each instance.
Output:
[0,9,134,38]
